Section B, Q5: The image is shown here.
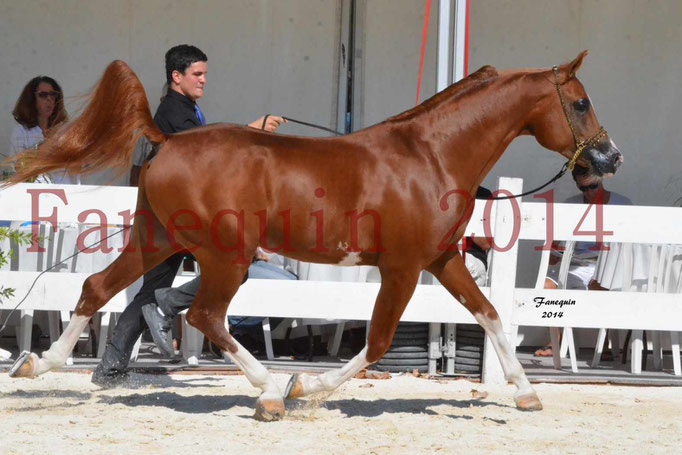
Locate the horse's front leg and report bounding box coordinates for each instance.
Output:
[428,253,542,411]
[10,313,90,378]
[286,267,420,399]
[185,263,285,421]
[10,233,173,378]
[11,272,121,378]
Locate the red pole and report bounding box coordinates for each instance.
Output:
[416,0,432,105]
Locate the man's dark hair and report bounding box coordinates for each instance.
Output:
[165,45,207,83]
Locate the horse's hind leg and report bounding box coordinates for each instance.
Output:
[286,267,421,399]
[10,208,174,378]
[428,253,542,411]
[184,259,285,421]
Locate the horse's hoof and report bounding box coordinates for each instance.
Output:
[284,373,304,399]
[514,392,543,411]
[9,351,37,378]
[254,398,285,422]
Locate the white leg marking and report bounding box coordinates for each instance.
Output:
[298,346,370,395]
[33,314,90,375]
[223,338,282,400]
[474,313,534,396]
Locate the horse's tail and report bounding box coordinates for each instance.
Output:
[3,60,166,186]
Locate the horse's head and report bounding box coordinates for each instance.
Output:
[527,51,623,177]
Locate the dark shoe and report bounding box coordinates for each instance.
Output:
[141,303,175,357]
[91,368,129,388]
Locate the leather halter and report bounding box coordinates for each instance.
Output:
[552,65,607,171]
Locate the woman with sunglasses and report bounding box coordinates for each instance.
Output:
[6,76,75,183]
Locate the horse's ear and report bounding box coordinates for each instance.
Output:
[557,50,588,83]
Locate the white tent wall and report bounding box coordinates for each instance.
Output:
[351,0,438,129]
[469,0,682,209]
[0,0,343,185]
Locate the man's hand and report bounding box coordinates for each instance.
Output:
[248,115,287,132]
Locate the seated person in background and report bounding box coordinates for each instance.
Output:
[534,165,632,357]
[6,76,74,183]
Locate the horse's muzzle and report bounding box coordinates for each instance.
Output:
[587,140,623,177]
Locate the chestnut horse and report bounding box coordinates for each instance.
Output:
[6,51,622,420]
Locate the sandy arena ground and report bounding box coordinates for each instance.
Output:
[0,371,680,455]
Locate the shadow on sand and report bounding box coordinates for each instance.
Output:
[96,391,256,414]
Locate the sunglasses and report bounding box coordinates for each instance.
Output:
[578,183,600,192]
[36,91,60,99]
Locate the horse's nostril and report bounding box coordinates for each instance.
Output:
[611,153,623,169]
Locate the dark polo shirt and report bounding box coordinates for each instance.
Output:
[153,89,202,134]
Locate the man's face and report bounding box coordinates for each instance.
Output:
[575,174,603,203]
[172,61,207,100]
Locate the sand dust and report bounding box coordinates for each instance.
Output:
[0,371,680,455]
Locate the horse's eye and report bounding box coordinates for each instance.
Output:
[573,98,590,114]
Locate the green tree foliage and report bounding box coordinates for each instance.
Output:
[0,227,34,302]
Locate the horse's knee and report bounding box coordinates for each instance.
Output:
[365,335,392,363]
[75,273,110,317]
[185,305,203,329]
[186,306,237,353]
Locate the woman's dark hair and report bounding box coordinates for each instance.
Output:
[12,76,68,129]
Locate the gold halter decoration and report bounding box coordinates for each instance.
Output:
[552,65,607,171]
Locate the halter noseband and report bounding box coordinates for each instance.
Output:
[552,65,607,171]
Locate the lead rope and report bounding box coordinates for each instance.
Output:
[261,114,342,136]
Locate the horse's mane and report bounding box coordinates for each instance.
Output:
[386,65,499,123]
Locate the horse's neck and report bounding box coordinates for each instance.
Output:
[417,73,545,190]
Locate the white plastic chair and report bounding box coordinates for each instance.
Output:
[627,244,681,375]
